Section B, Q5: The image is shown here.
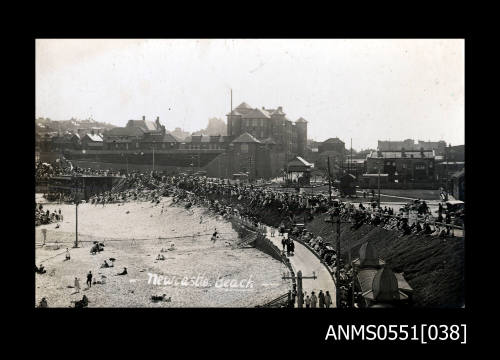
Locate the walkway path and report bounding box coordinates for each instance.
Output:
[263,226,337,308]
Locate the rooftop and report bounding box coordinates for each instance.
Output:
[242,108,271,119]
[368,150,435,159]
[323,137,344,144]
[85,133,103,142]
[231,132,261,144]
[105,127,145,137]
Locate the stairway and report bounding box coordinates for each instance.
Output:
[232,233,258,249]
[259,293,290,308]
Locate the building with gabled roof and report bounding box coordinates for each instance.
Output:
[126,116,162,132]
[81,132,104,149]
[226,101,308,162]
[365,149,436,183]
[231,132,261,144]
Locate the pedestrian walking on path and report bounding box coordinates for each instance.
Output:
[318,290,325,308]
[310,291,317,308]
[325,291,332,308]
[74,277,80,293]
[279,222,285,237]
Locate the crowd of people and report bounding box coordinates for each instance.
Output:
[36,160,123,183]
[77,173,463,244]
[35,203,63,226]
[36,167,463,308]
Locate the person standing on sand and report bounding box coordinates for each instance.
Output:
[74,277,80,293]
[305,294,311,308]
[86,271,92,288]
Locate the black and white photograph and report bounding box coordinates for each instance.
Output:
[34,39,465,310]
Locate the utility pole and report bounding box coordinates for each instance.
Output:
[282,270,317,308]
[325,208,354,308]
[334,214,341,307]
[350,138,353,174]
[327,156,332,204]
[75,199,79,248]
[378,164,381,205]
[73,176,80,248]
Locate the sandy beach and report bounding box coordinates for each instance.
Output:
[35,196,290,307]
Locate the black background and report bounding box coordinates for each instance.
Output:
[11,7,481,351]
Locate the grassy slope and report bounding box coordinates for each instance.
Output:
[201,193,464,307]
[305,218,465,308]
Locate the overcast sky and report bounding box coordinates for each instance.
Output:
[36,39,464,150]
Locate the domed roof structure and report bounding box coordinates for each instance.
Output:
[372,267,400,302]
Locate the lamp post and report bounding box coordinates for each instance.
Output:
[325,209,356,308]
[325,208,341,307]
[327,157,333,204]
[152,145,155,173]
[378,165,381,205]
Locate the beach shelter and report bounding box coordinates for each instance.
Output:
[286,156,313,186]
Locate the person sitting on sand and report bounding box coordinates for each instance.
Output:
[74,295,89,308]
[36,264,46,274]
[117,267,128,275]
[38,297,48,308]
[101,260,110,268]
[90,242,99,255]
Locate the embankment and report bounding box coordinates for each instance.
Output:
[193,191,465,308]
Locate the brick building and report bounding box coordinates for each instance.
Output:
[226,102,308,158]
[366,149,436,183]
[378,139,447,156]
[318,137,345,155]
